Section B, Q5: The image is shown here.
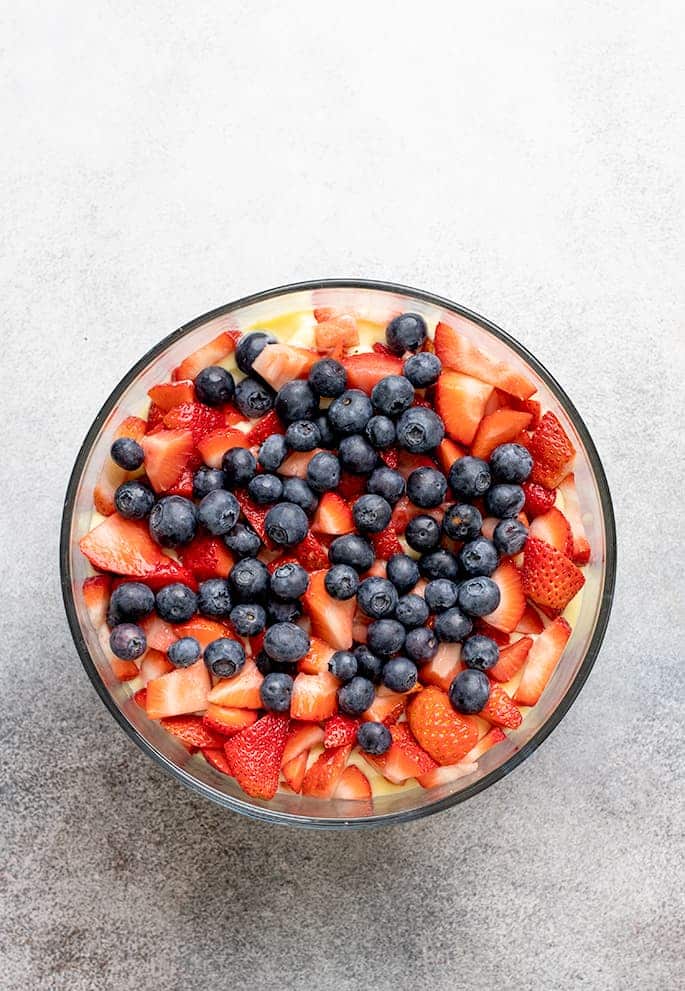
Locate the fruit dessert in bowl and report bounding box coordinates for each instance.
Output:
[62,280,615,827]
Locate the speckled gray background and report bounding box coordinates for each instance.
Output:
[2,3,683,989]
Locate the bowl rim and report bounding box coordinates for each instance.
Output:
[60,278,616,829]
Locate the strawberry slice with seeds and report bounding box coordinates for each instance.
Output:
[510,396,541,428]
[94,415,147,516]
[488,636,533,682]
[145,659,211,720]
[408,686,480,765]
[160,714,225,750]
[82,575,112,628]
[342,353,403,393]
[303,570,355,649]
[297,637,335,674]
[416,760,478,788]
[290,671,339,722]
[521,536,585,614]
[146,402,166,433]
[515,617,572,705]
[174,617,233,648]
[173,331,237,382]
[180,534,234,581]
[323,714,360,749]
[335,765,372,800]
[484,560,527,633]
[364,723,437,784]
[202,747,233,775]
[557,473,591,565]
[479,683,522,728]
[379,447,399,469]
[418,644,464,693]
[529,411,576,488]
[301,744,352,798]
[147,380,195,411]
[464,726,507,762]
[315,315,359,354]
[203,702,258,737]
[522,480,556,518]
[312,493,355,535]
[140,613,178,652]
[529,507,574,557]
[516,603,544,634]
[234,491,269,543]
[207,659,264,708]
[245,411,284,445]
[435,370,494,446]
[80,514,181,578]
[197,427,250,468]
[434,321,536,399]
[296,532,329,571]
[471,409,533,459]
[282,722,325,764]
[282,751,309,793]
[165,466,195,498]
[140,428,194,492]
[372,341,395,356]
[252,343,319,391]
[371,525,403,560]
[223,712,290,800]
[162,402,227,444]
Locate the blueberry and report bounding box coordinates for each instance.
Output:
[485,484,526,519]
[222,447,257,487]
[449,456,491,500]
[405,514,441,552]
[223,522,261,558]
[155,583,198,623]
[406,467,447,508]
[308,358,347,398]
[337,676,375,715]
[357,577,399,619]
[324,564,359,600]
[229,558,270,601]
[270,562,309,600]
[149,495,197,546]
[204,637,246,678]
[419,548,460,582]
[403,352,442,388]
[267,598,302,624]
[365,415,396,450]
[109,623,146,660]
[424,579,459,613]
[315,414,335,448]
[306,452,341,494]
[493,518,528,556]
[275,381,317,423]
[286,419,321,452]
[354,645,383,683]
[490,443,533,484]
[386,553,420,594]
[382,657,418,693]
[197,489,240,535]
[264,502,309,546]
[197,578,232,618]
[168,636,201,668]
[234,377,275,418]
[193,466,226,499]
[230,602,266,636]
[442,503,483,542]
[434,606,472,643]
[449,669,490,714]
[367,618,406,657]
[371,375,414,417]
[327,389,374,437]
[282,476,319,513]
[457,577,501,617]
[459,536,499,577]
[248,473,283,505]
[235,331,277,375]
[339,435,378,474]
[396,407,445,453]
[255,650,294,676]
[367,466,405,505]
[114,481,155,520]
[110,437,144,470]
[394,593,429,629]
[404,626,439,664]
[356,721,392,755]
[260,672,294,712]
[352,494,392,533]
[107,582,154,625]
[385,312,427,354]
[328,650,358,682]
[462,635,500,671]
[195,366,235,406]
[329,533,375,572]
[263,622,310,663]
[258,433,288,471]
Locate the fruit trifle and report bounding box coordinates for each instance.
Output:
[78,306,590,802]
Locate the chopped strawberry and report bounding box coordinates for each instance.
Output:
[137,650,173,685]
[522,480,556,518]
[301,744,352,798]
[514,617,572,705]
[407,686,480,765]
[146,402,166,432]
[180,535,233,581]
[473,620,511,645]
[140,428,194,492]
[207,659,264,708]
[290,671,339,722]
[136,614,176,654]
[203,702,258,737]
[234,490,270,543]
[297,637,335,674]
[323,714,360,749]
[509,396,541,428]
[147,380,195,411]
[94,415,147,515]
[436,437,466,475]
[529,411,576,488]
[173,331,237,381]
[82,575,112,628]
[106,655,139,681]
[488,636,533,682]
[197,427,250,468]
[145,659,211,719]
[281,751,309,793]
[296,532,329,571]
[315,315,359,353]
[516,603,544,634]
[342,353,403,393]
[371,525,403,560]
[485,560,526,632]
[335,765,372,800]
[165,466,195,499]
[372,341,395,356]
[521,536,585,614]
[471,409,533,460]
[312,493,354,535]
[303,570,355,649]
[223,712,290,800]
[365,723,436,784]
[245,411,285,445]
[336,472,368,502]
[282,722,325,764]
[175,617,233,648]
[133,687,147,709]
[529,507,574,557]
[416,761,478,788]
[434,321,536,399]
[202,747,233,775]
[557,473,591,564]
[465,726,507,762]
[351,610,370,644]
[80,515,180,578]
[162,402,226,445]
[379,447,399,469]
[160,714,225,750]
[479,683,522,728]
[419,644,464,693]
[279,449,322,478]
[252,343,319,391]
[362,690,408,725]
[434,370,494,446]
[396,450,436,480]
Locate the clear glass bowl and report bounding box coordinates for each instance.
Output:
[60,280,616,828]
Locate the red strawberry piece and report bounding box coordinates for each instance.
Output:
[295,531,329,571]
[203,702,258,737]
[175,617,233,649]
[436,438,466,475]
[94,415,147,516]
[522,480,556,518]
[223,712,290,800]
[484,560,527,633]
[314,306,337,322]
[207,659,264,708]
[131,562,199,593]
[146,402,166,433]
[266,555,299,574]
[434,370,494,446]
[488,636,533,682]
[82,575,112,628]
[372,341,395,356]
[290,671,339,722]
[80,514,181,578]
[133,687,147,709]
[464,726,507,762]
[479,683,522,728]
[197,427,250,468]
[139,613,178,652]
[282,751,309,793]
[245,410,285,445]
[252,343,319,391]
[419,644,465,693]
[434,321,536,399]
[509,396,541,428]
[471,409,533,460]
[364,723,437,784]
[335,765,372,800]
[303,570,355,649]
[173,331,237,381]
[412,396,433,410]
[301,744,352,798]
[108,655,140,682]
[396,449,436,480]
[165,465,195,499]
[202,747,233,775]
[557,473,591,565]
[312,493,355,535]
[162,402,226,444]
[234,490,270,543]
[315,315,359,354]
[282,722,325,764]
[474,619,511,646]
[514,617,572,705]
[342,353,403,393]
[379,447,399,469]
[416,760,478,788]
[521,536,585,614]
[516,603,544,634]
[297,637,335,674]
[323,714,360,749]
[529,507,574,557]
[147,380,195,412]
[362,685,416,725]
[407,686,480,765]
[279,449,323,479]
[371,525,403,560]
[140,428,194,492]
[160,714,225,750]
[139,650,174,685]
[529,411,576,488]
[336,472,368,502]
[145,659,211,720]
[180,535,233,581]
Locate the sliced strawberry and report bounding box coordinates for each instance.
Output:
[351,610,370,644]
[290,671,339,722]
[245,411,285,445]
[417,761,478,788]
[434,370,494,446]
[557,473,591,565]
[362,690,408,726]
[138,649,173,685]
[342,353,403,393]
[162,402,226,445]
[301,744,352,798]
[479,683,522,728]
[202,747,233,775]
[146,403,166,432]
[197,427,250,468]
[107,655,139,681]
[312,493,354,535]
[323,714,360,749]
[372,341,395,356]
[516,603,544,634]
[488,636,533,682]
[282,722,325,764]
[133,687,147,709]
[529,411,576,488]
[279,449,322,478]
[529,507,573,557]
[335,765,372,799]
[315,315,359,353]
[471,409,533,460]
[371,525,403,560]
[419,644,464,693]
[407,686,480,765]
[147,380,195,411]
[522,480,556,518]
[207,659,264,708]
[140,428,194,492]
[165,466,195,498]
[509,396,541,428]
[464,726,507,762]
[82,575,112,628]
[161,714,225,750]
[436,437,466,475]
[203,702,258,737]
[434,321,535,399]
[303,570,355,649]
[173,331,237,381]
[485,560,527,633]
[175,617,233,649]
[94,415,147,516]
[80,515,177,578]
[297,637,335,675]
[365,723,436,784]
[281,751,309,793]
[473,620,511,646]
[295,532,329,571]
[337,472,368,502]
[396,450,436,480]
[379,447,399,469]
[234,490,270,543]
[180,535,233,581]
[521,536,585,614]
[252,343,319,391]
[145,659,211,720]
[223,712,290,799]
[514,617,572,705]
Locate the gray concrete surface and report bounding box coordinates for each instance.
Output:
[2,3,683,989]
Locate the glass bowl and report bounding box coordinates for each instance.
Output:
[61,280,616,828]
